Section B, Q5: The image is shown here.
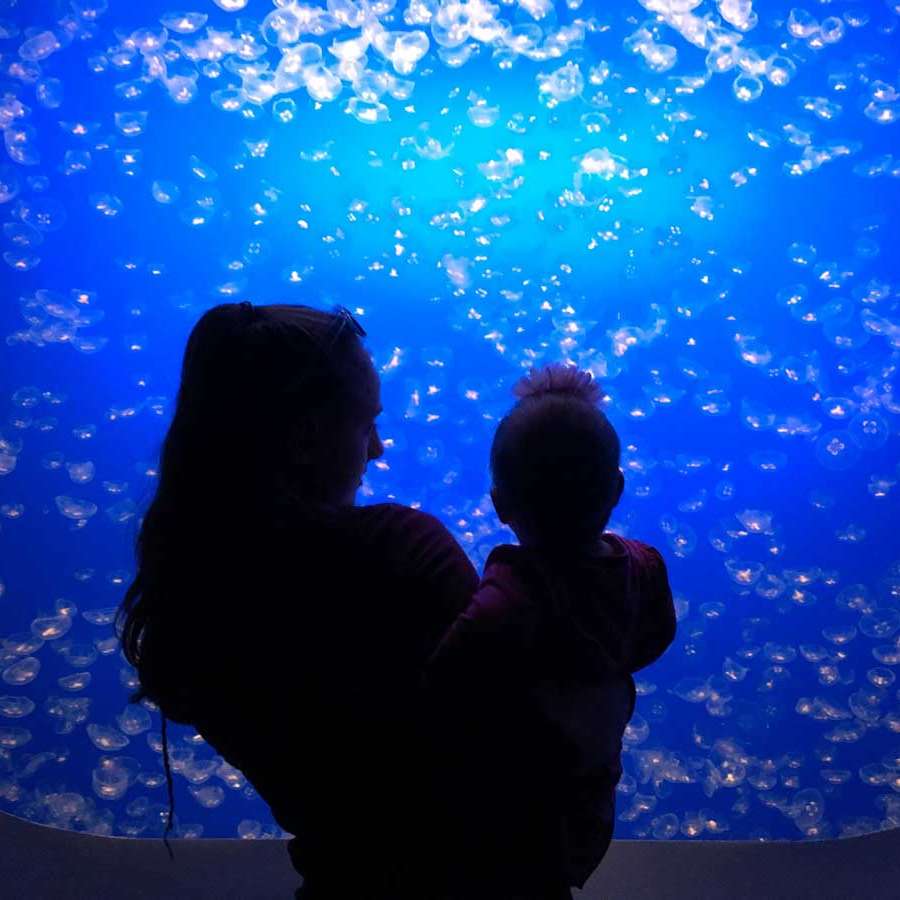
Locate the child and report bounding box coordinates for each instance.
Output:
[422,363,676,900]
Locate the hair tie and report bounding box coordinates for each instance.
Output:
[237,301,260,328]
[512,363,603,405]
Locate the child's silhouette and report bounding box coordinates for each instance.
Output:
[424,363,677,900]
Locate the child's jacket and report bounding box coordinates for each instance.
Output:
[423,534,676,892]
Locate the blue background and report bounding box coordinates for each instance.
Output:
[1,0,899,844]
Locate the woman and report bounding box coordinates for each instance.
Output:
[116,302,480,898]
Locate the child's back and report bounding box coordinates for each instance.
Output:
[422,363,676,898]
[521,533,675,886]
[423,530,675,897]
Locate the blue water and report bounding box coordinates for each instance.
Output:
[1,0,899,846]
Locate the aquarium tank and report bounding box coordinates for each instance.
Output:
[1,0,899,847]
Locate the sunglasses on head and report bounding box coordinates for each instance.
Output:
[261,303,369,396]
[326,304,367,345]
[238,301,366,346]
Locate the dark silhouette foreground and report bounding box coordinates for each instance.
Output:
[113,304,674,896]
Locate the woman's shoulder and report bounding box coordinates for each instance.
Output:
[351,502,450,537]
[268,500,436,537]
[266,501,462,566]
[353,503,476,584]
[351,503,464,561]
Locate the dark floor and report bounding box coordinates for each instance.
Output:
[3,810,899,899]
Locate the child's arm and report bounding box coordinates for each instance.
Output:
[629,546,677,673]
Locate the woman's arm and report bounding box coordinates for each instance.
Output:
[423,553,538,695]
[375,504,482,660]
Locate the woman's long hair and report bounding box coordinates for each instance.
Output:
[114,302,371,860]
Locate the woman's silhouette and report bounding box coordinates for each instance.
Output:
[116,303,480,899]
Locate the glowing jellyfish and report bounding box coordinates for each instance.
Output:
[346,97,390,124]
[864,101,898,125]
[55,496,98,521]
[18,30,60,62]
[725,560,763,586]
[159,12,208,34]
[387,31,431,75]
[814,430,862,471]
[86,724,130,751]
[18,197,66,235]
[575,148,624,195]
[89,193,123,218]
[868,668,895,688]
[238,820,262,838]
[763,643,797,664]
[58,643,99,667]
[821,625,857,646]
[0,696,35,718]
[31,615,72,641]
[849,690,884,724]
[114,111,148,137]
[651,813,680,839]
[835,584,874,612]
[58,672,92,691]
[0,165,21,203]
[623,714,650,744]
[261,7,303,46]
[305,65,343,102]
[211,88,245,112]
[2,657,40,686]
[151,180,180,204]
[787,8,819,39]
[756,574,786,600]
[766,54,796,87]
[62,149,91,176]
[190,784,226,808]
[468,103,500,127]
[699,602,725,620]
[819,16,845,44]
[821,397,855,421]
[790,788,825,829]
[272,98,297,123]
[537,61,584,103]
[63,459,95,484]
[733,74,763,102]
[166,75,199,105]
[116,706,151,736]
[0,726,32,749]
[824,317,870,351]
[848,411,889,450]
[667,525,697,558]
[872,646,900,666]
[4,124,40,165]
[92,756,138,800]
[35,77,63,108]
[854,237,880,259]
[858,610,900,640]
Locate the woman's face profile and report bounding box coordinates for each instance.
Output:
[285,346,384,507]
[336,351,384,506]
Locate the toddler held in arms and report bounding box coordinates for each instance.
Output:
[423,363,677,900]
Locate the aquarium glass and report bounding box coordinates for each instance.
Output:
[1,0,900,845]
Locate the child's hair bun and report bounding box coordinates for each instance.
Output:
[512,362,602,405]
